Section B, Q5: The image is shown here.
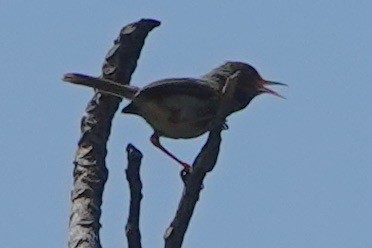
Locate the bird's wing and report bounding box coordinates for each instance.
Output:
[138,78,219,99]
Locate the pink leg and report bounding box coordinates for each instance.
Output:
[150,133,191,170]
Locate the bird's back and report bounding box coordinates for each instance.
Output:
[122,78,220,139]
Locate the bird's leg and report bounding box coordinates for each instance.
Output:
[150,133,191,171]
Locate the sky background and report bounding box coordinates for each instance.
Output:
[1,1,371,247]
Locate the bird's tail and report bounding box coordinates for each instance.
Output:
[63,73,139,100]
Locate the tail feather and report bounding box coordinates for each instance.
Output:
[63,73,139,100]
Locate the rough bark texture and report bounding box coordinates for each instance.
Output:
[125,144,144,248]
[68,19,160,248]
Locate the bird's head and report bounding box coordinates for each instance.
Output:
[224,61,286,99]
[203,62,286,99]
[202,61,286,113]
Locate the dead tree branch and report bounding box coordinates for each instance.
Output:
[164,128,222,248]
[125,144,144,248]
[68,19,160,248]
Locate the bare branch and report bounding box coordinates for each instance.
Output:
[164,128,222,248]
[125,144,144,248]
[68,19,160,248]
[164,72,241,248]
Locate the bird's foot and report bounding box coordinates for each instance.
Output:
[180,165,204,190]
[181,163,192,173]
[180,167,190,184]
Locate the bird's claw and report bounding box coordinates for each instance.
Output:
[180,163,192,184]
[180,166,204,190]
[180,167,190,185]
[181,163,192,174]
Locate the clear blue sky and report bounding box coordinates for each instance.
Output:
[1,1,371,247]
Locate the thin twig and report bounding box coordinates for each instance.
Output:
[125,144,144,248]
[68,19,160,248]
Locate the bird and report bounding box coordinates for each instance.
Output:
[63,61,286,170]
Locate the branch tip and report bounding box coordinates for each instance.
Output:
[126,144,143,159]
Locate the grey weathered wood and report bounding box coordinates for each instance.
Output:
[68,19,160,248]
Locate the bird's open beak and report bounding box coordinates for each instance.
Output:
[259,80,287,99]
